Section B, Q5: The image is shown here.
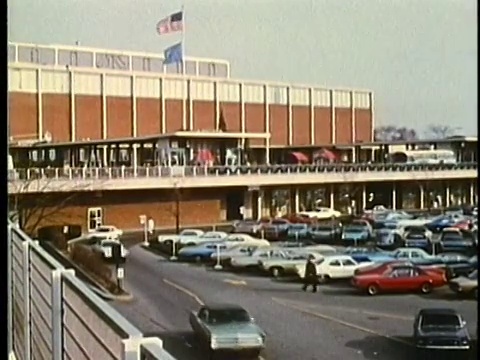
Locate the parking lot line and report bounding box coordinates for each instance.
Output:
[271,297,413,347]
[273,297,413,322]
[223,279,248,286]
[163,278,205,306]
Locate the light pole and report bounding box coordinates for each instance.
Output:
[213,244,223,270]
[174,181,180,235]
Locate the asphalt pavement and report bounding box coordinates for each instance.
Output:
[112,246,477,360]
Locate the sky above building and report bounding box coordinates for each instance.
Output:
[8,0,477,136]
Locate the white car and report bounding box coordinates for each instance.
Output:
[297,207,342,220]
[294,255,373,282]
[91,238,129,259]
[179,231,229,246]
[223,234,270,247]
[209,244,261,263]
[230,248,293,270]
[157,229,204,246]
[88,225,123,239]
[259,251,325,277]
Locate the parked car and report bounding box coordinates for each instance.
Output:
[402,225,432,250]
[342,246,394,264]
[413,308,471,355]
[209,244,261,265]
[223,234,270,247]
[385,248,445,267]
[297,207,342,220]
[87,225,123,239]
[439,227,476,254]
[425,214,464,233]
[448,270,477,299]
[259,251,325,278]
[177,241,228,262]
[308,223,342,243]
[189,303,266,357]
[351,265,447,295]
[286,223,310,240]
[294,254,373,282]
[263,219,291,240]
[229,248,294,271]
[232,219,265,236]
[341,224,372,245]
[373,222,403,249]
[156,229,204,247]
[91,238,129,260]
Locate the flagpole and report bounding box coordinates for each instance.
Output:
[181,3,186,75]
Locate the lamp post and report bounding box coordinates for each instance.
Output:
[171,181,181,261]
[213,244,223,270]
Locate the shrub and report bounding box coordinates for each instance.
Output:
[70,245,114,288]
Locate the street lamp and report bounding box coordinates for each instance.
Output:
[174,181,181,235]
[213,244,223,270]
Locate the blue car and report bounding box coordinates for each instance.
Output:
[177,241,227,262]
[341,225,371,245]
[425,215,461,233]
[343,247,394,263]
[287,223,310,240]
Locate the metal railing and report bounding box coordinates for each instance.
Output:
[8,162,478,182]
[7,221,176,360]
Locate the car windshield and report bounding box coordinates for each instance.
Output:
[421,314,461,328]
[182,231,199,236]
[345,227,365,233]
[290,225,306,230]
[442,235,463,241]
[272,220,288,225]
[208,309,251,324]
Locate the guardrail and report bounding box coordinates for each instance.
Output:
[7,221,176,360]
[8,162,478,181]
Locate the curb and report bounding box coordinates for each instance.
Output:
[88,284,135,302]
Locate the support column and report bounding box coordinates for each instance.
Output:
[470,182,475,205]
[361,184,367,210]
[257,190,263,220]
[330,184,335,209]
[294,188,300,213]
[419,185,425,209]
[445,185,450,207]
[132,144,138,176]
[243,190,253,220]
[392,183,397,210]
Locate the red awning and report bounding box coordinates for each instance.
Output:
[290,152,309,164]
[313,148,337,162]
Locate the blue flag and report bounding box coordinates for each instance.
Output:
[164,42,183,65]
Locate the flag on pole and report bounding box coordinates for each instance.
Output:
[156,11,183,35]
[164,42,183,64]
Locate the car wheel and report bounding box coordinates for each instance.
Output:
[270,267,283,278]
[318,275,330,284]
[420,282,433,294]
[194,255,202,263]
[367,283,379,296]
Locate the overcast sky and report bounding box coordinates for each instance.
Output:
[8,0,477,136]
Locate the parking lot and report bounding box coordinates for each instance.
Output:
[113,241,478,360]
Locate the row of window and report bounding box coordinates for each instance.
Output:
[8,45,229,78]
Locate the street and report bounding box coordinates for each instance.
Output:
[113,245,477,360]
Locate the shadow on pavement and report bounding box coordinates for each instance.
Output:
[144,331,265,360]
[418,291,476,302]
[345,336,477,360]
[345,335,414,360]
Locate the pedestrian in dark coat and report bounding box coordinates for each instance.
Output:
[302,254,318,293]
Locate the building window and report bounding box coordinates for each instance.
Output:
[87,207,103,231]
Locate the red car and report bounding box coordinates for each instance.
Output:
[351,265,447,296]
[452,220,473,231]
[354,260,413,276]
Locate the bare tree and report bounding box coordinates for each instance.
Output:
[425,125,461,140]
[8,170,96,236]
[374,126,418,142]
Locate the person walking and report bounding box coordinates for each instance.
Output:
[302,254,318,293]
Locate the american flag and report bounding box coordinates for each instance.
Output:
[156,11,183,35]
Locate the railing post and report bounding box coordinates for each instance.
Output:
[121,165,125,178]
[22,240,32,360]
[122,336,143,360]
[68,168,72,180]
[51,269,74,360]
[108,167,112,179]
[27,168,31,180]
[82,167,86,179]
[7,224,13,356]
[95,168,99,179]
[55,168,59,179]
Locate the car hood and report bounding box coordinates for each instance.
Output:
[450,277,477,287]
[207,322,262,335]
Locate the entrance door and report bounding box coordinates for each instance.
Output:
[87,208,103,231]
[226,190,244,221]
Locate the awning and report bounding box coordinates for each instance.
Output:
[313,148,337,161]
[290,152,309,164]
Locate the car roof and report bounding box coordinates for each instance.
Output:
[203,303,247,311]
[418,308,459,316]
